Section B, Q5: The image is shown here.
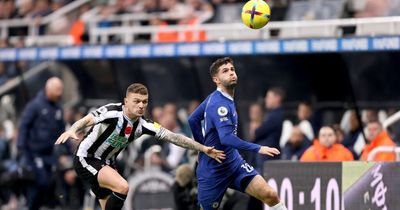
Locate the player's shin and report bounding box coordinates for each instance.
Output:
[270,202,287,210]
[105,192,127,210]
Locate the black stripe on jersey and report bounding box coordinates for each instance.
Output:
[100,146,115,160]
[142,125,156,136]
[119,118,128,137]
[87,118,118,155]
[127,120,140,143]
[105,104,122,112]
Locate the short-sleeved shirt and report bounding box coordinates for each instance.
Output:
[197,90,243,179]
[76,103,166,162]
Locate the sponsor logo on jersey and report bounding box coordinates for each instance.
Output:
[106,133,128,149]
[217,106,228,116]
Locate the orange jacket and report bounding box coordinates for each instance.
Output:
[360,131,396,161]
[156,18,206,43]
[69,20,85,45]
[300,140,354,161]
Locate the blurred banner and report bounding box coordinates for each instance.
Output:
[263,161,400,210]
[125,171,175,210]
[1,36,399,61]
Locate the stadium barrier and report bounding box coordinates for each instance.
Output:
[0,35,399,62]
[367,146,400,161]
[263,161,399,210]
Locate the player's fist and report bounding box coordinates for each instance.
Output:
[203,146,226,163]
[55,131,79,145]
[258,146,280,157]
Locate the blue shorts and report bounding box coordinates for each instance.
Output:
[197,160,258,210]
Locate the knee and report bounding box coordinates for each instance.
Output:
[261,189,280,206]
[115,180,129,195]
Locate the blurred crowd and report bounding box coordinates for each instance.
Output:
[0,0,399,46]
[0,82,399,209]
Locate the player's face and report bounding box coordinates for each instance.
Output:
[214,63,237,88]
[124,93,148,119]
[318,127,337,148]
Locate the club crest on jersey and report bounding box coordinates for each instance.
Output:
[125,126,132,135]
[217,106,228,116]
[212,202,219,209]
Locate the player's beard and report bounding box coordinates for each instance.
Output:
[223,80,237,89]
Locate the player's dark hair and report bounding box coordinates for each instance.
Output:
[209,57,234,77]
[126,83,148,96]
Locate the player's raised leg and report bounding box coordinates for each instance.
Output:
[97,166,129,210]
[245,175,287,210]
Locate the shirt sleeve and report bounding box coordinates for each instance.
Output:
[141,118,167,139]
[188,100,207,143]
[208,103,260,152]
[90,103,121,124]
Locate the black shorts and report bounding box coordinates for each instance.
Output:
[73,156,112,199]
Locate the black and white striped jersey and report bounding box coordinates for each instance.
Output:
[76,103,166,161]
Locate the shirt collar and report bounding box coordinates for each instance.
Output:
[217,88,234,101]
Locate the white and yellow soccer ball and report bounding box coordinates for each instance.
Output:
[241,0,271,29]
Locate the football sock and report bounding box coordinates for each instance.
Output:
[270,202,287,210]
[105,192,127,210]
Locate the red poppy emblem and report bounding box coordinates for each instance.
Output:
[125,126,132,135]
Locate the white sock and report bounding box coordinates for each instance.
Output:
[270,202,287,210]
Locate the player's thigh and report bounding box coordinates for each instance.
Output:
[97,165,129,194]
[244,175,279,204]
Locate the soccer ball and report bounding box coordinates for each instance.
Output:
[241,0,271,29]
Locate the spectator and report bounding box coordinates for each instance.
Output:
[359,121,396,161]
[295,101,315,140]
[159,112,187,169]
[17,77,65,210]
[341,110,365,156]
[354,0,390,18]
[0,63,8,85]
[152,106,164,122]
[254,87,285,165]
[247,102,263,140]
[172,164,197,210]
[300,126,354,161]
[16,0,34,19]
[332,124,358,159]
[281,126,311,161]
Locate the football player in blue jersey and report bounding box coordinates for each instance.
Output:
[188,57,287,210]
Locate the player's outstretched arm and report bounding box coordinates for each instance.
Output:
[258,146,280,157]
[54,114,95,144]
[161,129,226,163]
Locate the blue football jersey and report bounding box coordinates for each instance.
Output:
[188,89,260,179]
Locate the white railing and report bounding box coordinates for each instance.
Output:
[367,146,400,161]
[383,110,400,129]
[0,61,52,96]
[2,15,400,46]
[88,16,400,44]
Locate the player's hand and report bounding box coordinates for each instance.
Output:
[55,131,79,145]
[203,146,226,163]
[258,146,280,157]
